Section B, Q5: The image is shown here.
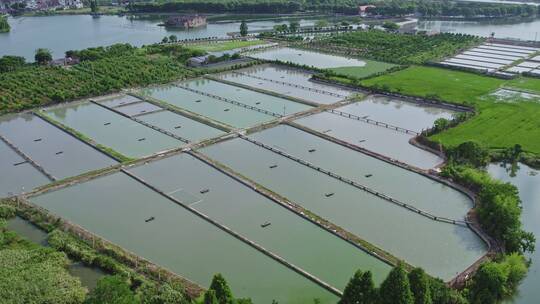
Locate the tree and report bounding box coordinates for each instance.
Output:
[339,270,377,304]
[382,21,399,31]
[169,35,178,43]
[379,264,413,304]
[448,141,490,168]
[240,20,248,37]
[315,20,328,28]
[408,268,432,304]
[469,262,506,304]
[433,118,450,132]
[90,0,99,13]
[273,24,288,32]
[289,21,300,32]
[203,290,219,304]
[85,275,139,304]
[35,48,52,65]
[209,274,234,304]
[0,55,25,73]
[162,36,169,44]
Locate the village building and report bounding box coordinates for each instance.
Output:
[358,5,376,17]
[165,15,207,28]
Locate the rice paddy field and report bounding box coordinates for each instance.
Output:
[2,57,496,302]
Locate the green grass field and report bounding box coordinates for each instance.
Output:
[328,59,398,79]
[189,40,266,52]
[361,66,540,155]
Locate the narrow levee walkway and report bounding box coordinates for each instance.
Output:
[0,133,57,181]
[327,109,419,136]
[231,71,348,99]
[89,100,190,144]
[120,168,343,297]
[174,83,283,118]
[239,135,470,226]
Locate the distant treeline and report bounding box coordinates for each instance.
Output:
[0,15,10,33]
[129,0,539,17]
[368,0,539,18]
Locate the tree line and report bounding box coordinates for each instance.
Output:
[367,0,539,18]
[0,15,10,33]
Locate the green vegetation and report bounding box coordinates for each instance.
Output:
[189,40,265,52]
[369,0,539,18]
[0,15,10,33]
[35,48,52,65]
[361,66,540,159]
[240,21,248,37]
[321,30,482,64]
[0,43,199,115]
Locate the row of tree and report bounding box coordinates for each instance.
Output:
[0,15,9,33]
[367,0,539,18]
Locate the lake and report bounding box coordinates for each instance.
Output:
[0,15,314,60]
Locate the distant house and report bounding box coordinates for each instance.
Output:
[187,55,209,67]
[358,5,376,17]
[166,15,206,28]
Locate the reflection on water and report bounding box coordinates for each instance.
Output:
[488,162,540,304]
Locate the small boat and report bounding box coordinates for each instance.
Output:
[255,102,261,105]
[261,222,271,228]
[104,122,111,126]
[138,138,146,142]
[224,108,230,112]
[145,217,155,223]
[325,192,335,197]
[55,151,64,155]
[33,138,42,142]
[358,139,366,143]
[365,174,373,178]
[13,161,28,166]
[195,100,201,103]
[269,164,278,169]
[174,125,182,129]
[200,189,210,194]
[308,148,316,153]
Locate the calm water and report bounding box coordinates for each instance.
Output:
[129,153,392,289]
[44,101,184,158]
[247,47,367,69]
[0,140,50,197]
[142,83,275,128]
[417,19,540,41]
[488,163,540,304]
[251,125,472,220]
[201,138,487,280]
[0,112,117,179]
[31,172,337,303]
[182,78,312,114]
[217,70,345,104]
[296,111,444,169]
[0,15,314,61]
[7,216,105,290]
[338,96,457,133]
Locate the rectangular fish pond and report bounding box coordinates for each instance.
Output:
[216,67,348,105]
[140,83,277,129]
[42,101,185,159]
[128,153,392,290]
[295,111,443,169]
[0,112,117,180]
[245,47,367,69]
[336,96,458,133]
[30,171,339,304]
[200,137,487,281]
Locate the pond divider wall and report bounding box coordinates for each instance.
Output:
[204,75,321,107]
[189,150,402,268]
[7,196,205,298]
[128,92,234,132]
[89,100,190,144]
[120,168,343,297]
[327,109,419,135]
[0,133,57,181]
[239,134,469,226]
[173,83,283,118]
[230,71,348,99]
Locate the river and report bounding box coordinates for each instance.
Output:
[0,14,314,61]
[417,18,540,41]
[488,163,540,304]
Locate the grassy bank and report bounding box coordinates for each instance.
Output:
[360,66,540,158]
